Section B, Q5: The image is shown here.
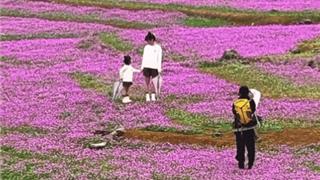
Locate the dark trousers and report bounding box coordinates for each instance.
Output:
[235,129,255,168]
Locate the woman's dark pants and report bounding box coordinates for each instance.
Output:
[235,129,255,169]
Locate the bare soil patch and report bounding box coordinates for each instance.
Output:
[125,128,320,147]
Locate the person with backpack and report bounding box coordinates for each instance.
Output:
[232,86,257,169]
[141,32,163,102]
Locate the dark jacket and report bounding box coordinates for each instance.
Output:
[232,95,256,128]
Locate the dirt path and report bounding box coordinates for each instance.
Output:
[124,128,320,147]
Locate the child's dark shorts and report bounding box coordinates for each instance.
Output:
[123,82,133,88]
[143,68,158,78]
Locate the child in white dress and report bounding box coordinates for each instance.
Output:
[119,55,140,103]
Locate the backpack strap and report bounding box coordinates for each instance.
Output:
[233,126,256,132]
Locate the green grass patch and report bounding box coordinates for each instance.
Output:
[0,56,31,66]
[167,53,189,62]
[0,146,113,179]
[0,56,55,67]
[142,125,202,135]
[295,144,320,156]
[152,172,191,180]
[0,8,153,29]
[105,18,154,29]
[1,146,34,160]
[135,47,144,56]
[99,32,133,52]
[183,16,230,27]
[0,56,16,62]
[291,37,320,56]
[1,164,43,180]
[249,37,320,63]
[71,72,145,102]
[166,108,319,135]
[166,109,232,133]
[259,119,320,133]
[199,62,320,99]
[0,125,47,136]
[0,33,78,41]
[51,0,320,26]
[77,38,94,49]
[164,94,204,105]
[306,161,320,172]
[71,72,113,97]
[0,146,50,179]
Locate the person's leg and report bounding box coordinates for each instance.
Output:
[245,130,256,169]
[124,85,129,97]
[150,69,159,101]
[121,83,127,97]
[143,68,152,94]
[144,76,151,93]
[235,132,245,169]
[144,76,151,101]
[122,83,130,103]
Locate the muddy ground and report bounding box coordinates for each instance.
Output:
[124,128,320,148]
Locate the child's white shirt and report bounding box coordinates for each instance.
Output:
[141,44,162,72]
[119,65,140,82]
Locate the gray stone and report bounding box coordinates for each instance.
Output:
[298,19,313,25]
[290,47,301,54]
[220,49,242,61]
[269,9,279,13]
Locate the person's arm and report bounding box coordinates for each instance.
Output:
[232,104,236,116]
[250,100,256,114]
[157,46,162,73]
[132,66,141,73]
[141,46,147,70]
[119,66,125,80]
[232,104,238,128]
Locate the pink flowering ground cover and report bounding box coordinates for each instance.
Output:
[0,17,114,35]
[119,25,320,61]
[1,0,186,25]
[162,62,237,96]
[1,36,319,178]
[0,38,177,130]
[121,0,320,11]
[255,60,320,86]
[1,134,320,179]
[1,0,320,179]
[183,98,320,121]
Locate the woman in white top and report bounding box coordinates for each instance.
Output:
[119,55,140,103]
[141,32,162,102]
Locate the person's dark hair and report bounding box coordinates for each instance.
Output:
[145,32,156,42]
[124,55,131,65]
[238,86,250,97]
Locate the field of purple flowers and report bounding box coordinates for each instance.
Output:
[117,0,320,11]
[1,0,320,179]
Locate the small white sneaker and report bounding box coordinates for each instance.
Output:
[146,94,150,102]
[151,93,156,101]
[122,96,131,104]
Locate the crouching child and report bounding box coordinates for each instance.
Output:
[119,55,140,104]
